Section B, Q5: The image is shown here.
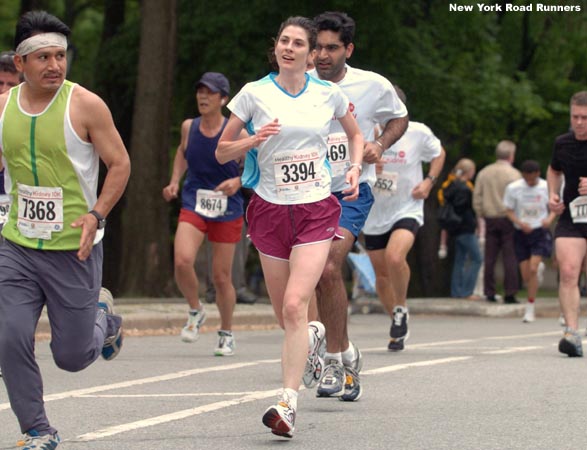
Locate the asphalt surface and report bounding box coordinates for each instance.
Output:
[7,313,587,449]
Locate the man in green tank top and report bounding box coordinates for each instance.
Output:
[0,11,130,449]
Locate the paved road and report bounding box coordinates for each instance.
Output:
[2,313,587,449]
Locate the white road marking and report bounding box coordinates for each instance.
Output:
[483,331,560,340]
[360,331,560,353]
[408,339,475,348]
[73,357,467,441]
[0,330,563,443]
[362,356,472,375]
[78,392,263,398]
[0,359,279,412]
[483,346,543,355]
[74,388,281,442]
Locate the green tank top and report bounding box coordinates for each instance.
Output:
[0,80,100,250]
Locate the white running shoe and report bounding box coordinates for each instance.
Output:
[522,303,535,323]
[181,308,207,343]
[214,331,235,356]
[348,341,363,372]
[303,321,325,388]
[316,359,345,397]
[262,392,296,438]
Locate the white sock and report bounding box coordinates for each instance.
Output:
[189,306,203,315]
[283,388,298,409]
[324,352,342,365]
[341,343,356,367]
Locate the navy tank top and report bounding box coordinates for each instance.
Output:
[181,117,243,221]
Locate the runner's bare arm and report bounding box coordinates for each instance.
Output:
[216,115,279,164]
[339,109,363,201]
[70,87,130,260]
[163,119,191,201]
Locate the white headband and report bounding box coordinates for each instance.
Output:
[15,32,67,56]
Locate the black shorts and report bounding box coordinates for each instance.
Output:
[514,228,552,262]
[554,216,587,239]
[363,218,420,251]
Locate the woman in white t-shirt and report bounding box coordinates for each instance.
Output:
[216,16,363,439]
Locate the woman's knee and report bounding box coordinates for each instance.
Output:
[281,298,306,325]
[212,270,232,290]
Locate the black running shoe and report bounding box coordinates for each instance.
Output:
[389,306,409,352]
[559,331,583,357]
[390,306,409,338]
[504,295,520,304]
[388,338,405,352]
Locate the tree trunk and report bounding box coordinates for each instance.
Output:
[19,0,48,16]
[408,193,452,298]
[95,0,128,295]
[119,0,176,296]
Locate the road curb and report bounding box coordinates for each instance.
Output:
[34,297,574,337]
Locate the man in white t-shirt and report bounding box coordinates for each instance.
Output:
[363,86,445,352]
[504,160,555,323]
[303,11,408,401]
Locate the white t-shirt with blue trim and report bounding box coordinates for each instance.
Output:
[229,72,349,205]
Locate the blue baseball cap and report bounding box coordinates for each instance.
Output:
[196,72,230,96]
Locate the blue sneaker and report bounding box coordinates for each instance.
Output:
[339,366,362,402]
[21,430,60,449]
[98,288,123,361]
[316,360,345,397]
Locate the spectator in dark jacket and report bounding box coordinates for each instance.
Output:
[440,159,483,298]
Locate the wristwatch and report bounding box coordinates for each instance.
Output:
[426,175,437,184]
[89,210,106,229]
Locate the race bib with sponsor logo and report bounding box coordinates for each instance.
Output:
[17,183,63,240]
[273,148,328,203]
[326,132,350,178]
[373,171,398,196]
